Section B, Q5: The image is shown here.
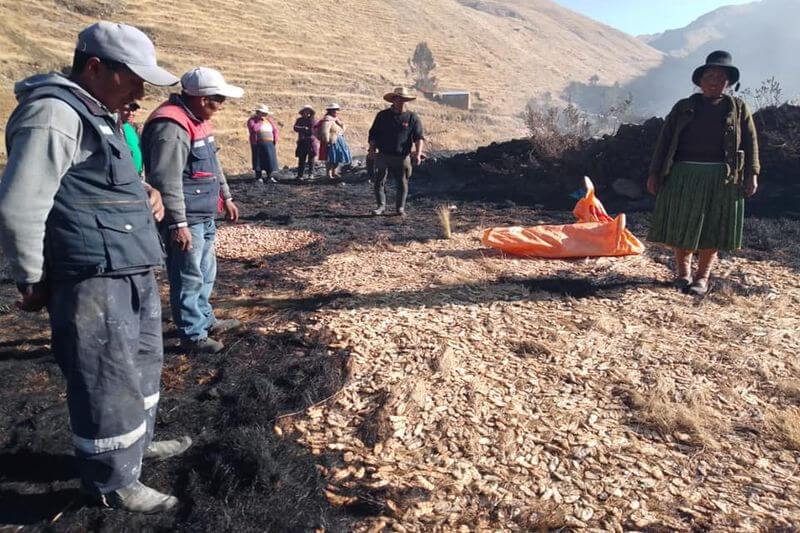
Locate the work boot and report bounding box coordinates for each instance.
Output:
[181,337,224,354]
[208,319,241,335]
[372,206,385,216]
[144,436,193,461]
[102,481,178,513]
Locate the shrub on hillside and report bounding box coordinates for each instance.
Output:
[739,77,785,111]
[407,42,438,92]
[55,0,126,17]
[523,99,591,158]
[523,90,642,159]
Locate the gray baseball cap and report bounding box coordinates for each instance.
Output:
[180,67,244,98]
[76,22,179,87]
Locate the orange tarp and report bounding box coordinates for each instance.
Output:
[481,177,645,258]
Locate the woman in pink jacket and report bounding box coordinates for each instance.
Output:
[247,104,280,182]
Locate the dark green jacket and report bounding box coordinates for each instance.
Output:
[648,94,760,186]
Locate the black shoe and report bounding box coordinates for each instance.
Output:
[674,277,692,292]
[688,278,710,296]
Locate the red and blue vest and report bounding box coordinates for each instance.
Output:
[147,97,222,222]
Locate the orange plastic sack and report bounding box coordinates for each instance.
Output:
[481,177,644,258]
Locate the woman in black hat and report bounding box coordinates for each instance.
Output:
[646,51,760,296]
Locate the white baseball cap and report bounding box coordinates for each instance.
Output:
[76,22,178,86]
[180,67,244,98]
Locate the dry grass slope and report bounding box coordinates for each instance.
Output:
[0,0,661,170]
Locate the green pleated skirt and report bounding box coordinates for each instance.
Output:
[647,162,744,251]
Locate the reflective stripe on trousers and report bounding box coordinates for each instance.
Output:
[49,271,163,494]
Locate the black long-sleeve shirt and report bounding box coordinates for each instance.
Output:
[368,109,424,156]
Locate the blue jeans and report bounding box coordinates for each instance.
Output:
[166,219,218,341]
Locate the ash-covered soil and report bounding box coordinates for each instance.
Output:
[1,167,799,531]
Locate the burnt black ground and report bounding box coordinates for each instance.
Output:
[0,168,378,531]
[0,320,358,532]
[1,159,797,531]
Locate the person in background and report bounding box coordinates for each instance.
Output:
[293,104,318,180]
[247,104,279,183]
[647,51,759,296]
[120,102,143,175]
[316,103,351,181]
[0,21,187,513]
[368,87,425,216]
[142,67,243,354]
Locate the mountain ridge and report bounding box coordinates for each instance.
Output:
[0,0,661,170]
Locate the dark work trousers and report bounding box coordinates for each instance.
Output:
[374,154,412,210]
[48,271,163,494]
[296,144,316,178]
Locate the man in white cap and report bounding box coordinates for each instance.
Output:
[142,67,243,355]
[368,87,425,216]
[0,22,189,512]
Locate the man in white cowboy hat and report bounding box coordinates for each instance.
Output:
[142,67,243,355]
[0,21,188,513]
[368,86,425,216]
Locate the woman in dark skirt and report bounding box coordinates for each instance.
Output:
[647,51,760,296]
[246,104,280,182]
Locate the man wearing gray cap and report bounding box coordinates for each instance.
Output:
[0,22,190,513]
[142,67,242,354]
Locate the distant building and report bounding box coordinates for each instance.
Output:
[423,90,472,110]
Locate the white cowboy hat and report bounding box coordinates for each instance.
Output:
[255,104,270,114]
[383,86,417,103]
[325,103,341,110]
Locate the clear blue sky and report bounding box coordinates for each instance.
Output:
[553,0,755,35]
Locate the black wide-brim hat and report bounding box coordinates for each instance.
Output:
[692,50,740,86]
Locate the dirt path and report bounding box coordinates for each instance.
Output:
[1,170,799,531]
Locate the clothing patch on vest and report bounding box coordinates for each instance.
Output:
[99,125,114,135]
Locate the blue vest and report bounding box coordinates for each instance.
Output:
[184,133,222,222]
[21,86,162,279]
